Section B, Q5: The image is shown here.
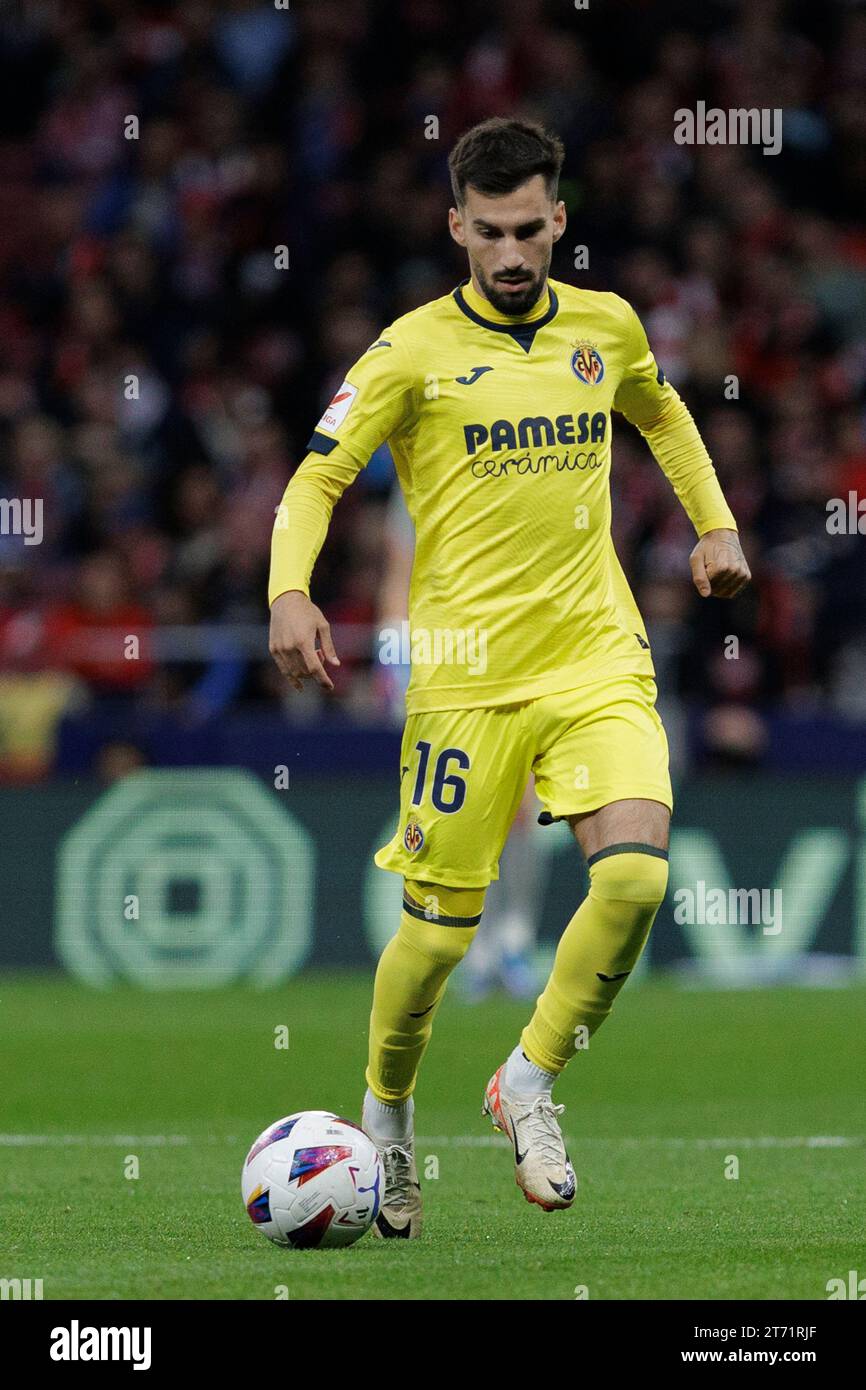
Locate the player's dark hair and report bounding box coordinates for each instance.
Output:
[448,117,565,207]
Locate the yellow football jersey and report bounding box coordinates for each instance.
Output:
[269,276,737,713]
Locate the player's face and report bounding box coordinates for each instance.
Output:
[449,174,566,317]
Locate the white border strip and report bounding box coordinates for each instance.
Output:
[0,1133,861,1149]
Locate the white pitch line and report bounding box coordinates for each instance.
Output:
[0,1134,192,1147]
[0,1133,861,1149]
[421,1134,865,1149]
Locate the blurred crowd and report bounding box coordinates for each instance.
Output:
[0,0,865,780]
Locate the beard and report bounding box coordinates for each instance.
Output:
[473,253,551,317]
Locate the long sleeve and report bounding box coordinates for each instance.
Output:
[613,300,737,537]
[269,449,367,603]
[269,330,416,606]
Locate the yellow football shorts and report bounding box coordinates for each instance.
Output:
[374,672,673,888]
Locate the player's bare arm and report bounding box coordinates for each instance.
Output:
[689,527,751,599]
[269,589,340,693]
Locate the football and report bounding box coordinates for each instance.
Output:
[241,1111,384,1249]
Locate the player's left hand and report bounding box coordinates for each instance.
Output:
[689,528,751,599]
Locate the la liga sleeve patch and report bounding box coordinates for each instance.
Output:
[317,381,358,433]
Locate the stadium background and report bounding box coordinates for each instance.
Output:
[0,0,864,981]
[0,0,864,1305]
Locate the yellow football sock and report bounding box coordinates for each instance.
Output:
[366,879,485,1104]
[521,845,669,1075]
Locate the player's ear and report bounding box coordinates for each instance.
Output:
[448,206,466,247]
[552,200,567,241]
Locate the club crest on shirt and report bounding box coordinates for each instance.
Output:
[403,816,424,853]
[570,341,605,385]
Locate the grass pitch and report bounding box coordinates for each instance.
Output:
[1,973,863,1300]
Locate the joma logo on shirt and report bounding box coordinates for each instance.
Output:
[463,412,606,455]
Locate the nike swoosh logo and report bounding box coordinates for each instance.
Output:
[596,970,631,982]
[550,1165,577,1200]
[375,1212,412,1239]
[408,1003,435,1018]
[456,366,493,386]
[400,765,410,781]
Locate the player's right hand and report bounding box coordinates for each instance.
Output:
[269,590,340,693]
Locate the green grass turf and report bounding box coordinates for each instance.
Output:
[1,972,864,1300]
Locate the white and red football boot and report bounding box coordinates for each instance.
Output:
[482,1063,577,1211]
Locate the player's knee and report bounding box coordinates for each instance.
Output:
[587,848,669,910]
[400,879,486,966]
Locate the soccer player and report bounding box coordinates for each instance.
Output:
[268,118,750,1237]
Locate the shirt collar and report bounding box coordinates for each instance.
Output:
[459,276,553,326]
